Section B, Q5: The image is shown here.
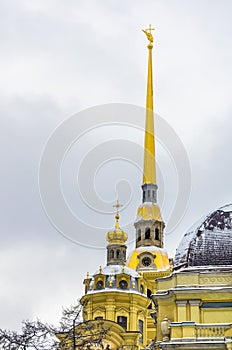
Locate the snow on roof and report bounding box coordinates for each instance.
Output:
[93,264,140,278]
[127,245,168,256]
[219,203,232,212]
[174,203,232,269]
[86,288,144,296]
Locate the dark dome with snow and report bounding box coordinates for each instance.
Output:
[174,204,232,269]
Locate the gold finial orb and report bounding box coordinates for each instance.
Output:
[142,24,155,44]
[113,200,123,229]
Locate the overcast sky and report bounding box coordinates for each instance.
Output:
[0,0,232,330]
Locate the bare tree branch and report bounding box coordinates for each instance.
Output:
[0,299,108,350]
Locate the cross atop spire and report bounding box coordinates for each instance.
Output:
[146,24,155,34]
[113,200,122,215]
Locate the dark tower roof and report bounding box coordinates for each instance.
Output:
[174,204,232,269]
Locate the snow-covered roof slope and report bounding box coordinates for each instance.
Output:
[174,203,232,269]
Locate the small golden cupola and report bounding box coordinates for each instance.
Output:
[106,201,128,265]
[82,202,146,296]
[82,204,149,327]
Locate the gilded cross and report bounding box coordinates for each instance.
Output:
[113,200,123,215]
[146,24,155,34]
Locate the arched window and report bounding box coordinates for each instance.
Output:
[155,228,159,240]
[110,250,114,259]
[145,227,150,239]
[152,190,155,199]
[140,284,144,294]
[138,320,144,342]
[138,229,141,241]
[148,190,150,197]
[116,250,120,259]
[117,316,127,330]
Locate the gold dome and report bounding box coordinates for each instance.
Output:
[106,228,128,245]
[127,246,170,271]
[136,202,163,222]
[106,212,128,245]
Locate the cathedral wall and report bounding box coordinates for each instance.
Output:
[154,269,232,343]
[201,308,232,323]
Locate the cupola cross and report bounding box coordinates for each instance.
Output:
[113,200,122,215]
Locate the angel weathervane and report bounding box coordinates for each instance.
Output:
[142,24,155,43]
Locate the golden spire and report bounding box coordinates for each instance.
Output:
[113,200,122,229]
[142,25,156,185]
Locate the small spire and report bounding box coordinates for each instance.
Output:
[142,25,156,185]
[113,200,123,229]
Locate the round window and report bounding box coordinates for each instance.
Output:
[119,280,128,289]
[142,256,152,267]
[96,280,104,290]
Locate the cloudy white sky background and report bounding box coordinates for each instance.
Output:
[0,0,232,330]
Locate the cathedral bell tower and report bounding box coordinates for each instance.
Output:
[135,26,165,251]
[126,28,171,344]
[127,26,169,274]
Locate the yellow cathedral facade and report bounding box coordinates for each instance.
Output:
[79,27,232,350]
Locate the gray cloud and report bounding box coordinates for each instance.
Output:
[0,0,231,330]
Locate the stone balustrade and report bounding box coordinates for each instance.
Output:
[170,321,232,342]
[195,324,229,339]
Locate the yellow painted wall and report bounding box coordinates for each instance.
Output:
[154,268,232,344]
[202,309,232,323]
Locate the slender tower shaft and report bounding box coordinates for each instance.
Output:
[143,41,156,185]
[142,28,158,204]
[132,26,165,250]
